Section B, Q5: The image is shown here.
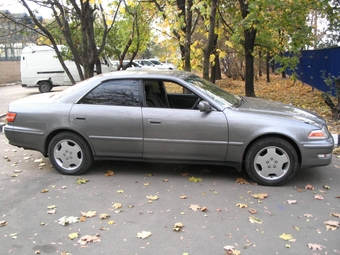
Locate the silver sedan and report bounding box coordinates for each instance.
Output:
[4,70,336,186]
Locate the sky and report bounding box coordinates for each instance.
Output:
[0,0,52,18]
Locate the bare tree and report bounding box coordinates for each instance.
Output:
[1,0,121,83]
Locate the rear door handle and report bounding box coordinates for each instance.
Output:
[148,119,161,125]
[74,115,86,121]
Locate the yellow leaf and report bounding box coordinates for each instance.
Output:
[188,176,202,182]
[68,232,78,240]
[146,195,159,201]
[108,220,115,225]
[117,190,124,193]
[279,233,293,241]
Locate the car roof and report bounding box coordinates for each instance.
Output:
[55,70,198,103]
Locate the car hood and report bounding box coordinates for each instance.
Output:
[237,97,325,126]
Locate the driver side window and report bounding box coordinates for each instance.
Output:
[163,81,200,109]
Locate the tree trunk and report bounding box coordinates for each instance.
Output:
[266,52,270,82]
[244,29,256,97]
[239,0,257,97]
[203,0,218,80]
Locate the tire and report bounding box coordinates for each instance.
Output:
[48,132,93,175]
[245,137,299,186]
[38,81,52,93]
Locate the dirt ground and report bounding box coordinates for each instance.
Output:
[0,61,20,84]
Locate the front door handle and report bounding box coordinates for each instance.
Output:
[148,119,161,125]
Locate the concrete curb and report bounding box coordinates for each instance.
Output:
[0,82,20,87]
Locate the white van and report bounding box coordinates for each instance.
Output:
[21,45,114,92]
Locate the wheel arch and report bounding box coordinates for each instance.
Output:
[242,134,302,168]
[44,128,94,157]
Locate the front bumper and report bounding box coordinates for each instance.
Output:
[332,134,339,147]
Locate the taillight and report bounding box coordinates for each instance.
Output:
[5,112,17,123]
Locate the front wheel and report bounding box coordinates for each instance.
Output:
[48,132,93,175]
[38,81,52,93]
[245,137,299,186]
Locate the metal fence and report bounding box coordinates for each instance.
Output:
[285,47,340,95]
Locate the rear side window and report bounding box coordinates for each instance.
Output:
[79,79,140,106]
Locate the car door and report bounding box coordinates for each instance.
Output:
[142,80,229,162]
[70,79,143,158]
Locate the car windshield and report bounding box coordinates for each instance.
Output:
[185,75,240,107]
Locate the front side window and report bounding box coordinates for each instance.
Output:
[79,79,140,106]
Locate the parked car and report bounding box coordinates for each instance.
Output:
[112,60,158,71]
[4,70,337,186]
[148,59,176,70]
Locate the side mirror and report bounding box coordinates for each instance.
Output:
[198,100,212,112]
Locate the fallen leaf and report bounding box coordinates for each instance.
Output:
[304,213,313,218]
[108,220,115,225]
[188,176,202,182]
[41,189,49,193]
[173,222,184,231]
[0,220,8,227]
[76,179,89,185]
[78,234,101,246]
[112,203,122,209]
[146,195,159,201]
[58,216,80,226]
[331,212,340,218]
[105,170,114,177]
[144,182,150,186]
[117,190,124,193]
[180,195,187,199]
[249,216,262,224]
[280,233,293,241]
[34,158,43,163]
[285,200,297,204]
[47,209,56,214]
[236,177,249,184]
[68,232,79,240]
[305,184,314,190]
[81,211,97,218]
[323,185,331,190]
[201,206,208,212]
[99,213,110,220]
[307,243,326,250]
[248,208,257,214]
[236,203,248,208]
[162,179,169,182]
[324,220,340,230]
[252,193,268,199]
[314,195,324,200]
[137,231,152,239]
[146,173,153,177]
[189,204,201,212]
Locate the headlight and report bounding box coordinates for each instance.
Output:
[308,126,329,139]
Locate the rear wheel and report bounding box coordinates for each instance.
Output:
[245,137,299,186]
[38,81,52,93]
[48,132,93,175]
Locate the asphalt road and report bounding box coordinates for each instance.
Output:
[0,84,340,255]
